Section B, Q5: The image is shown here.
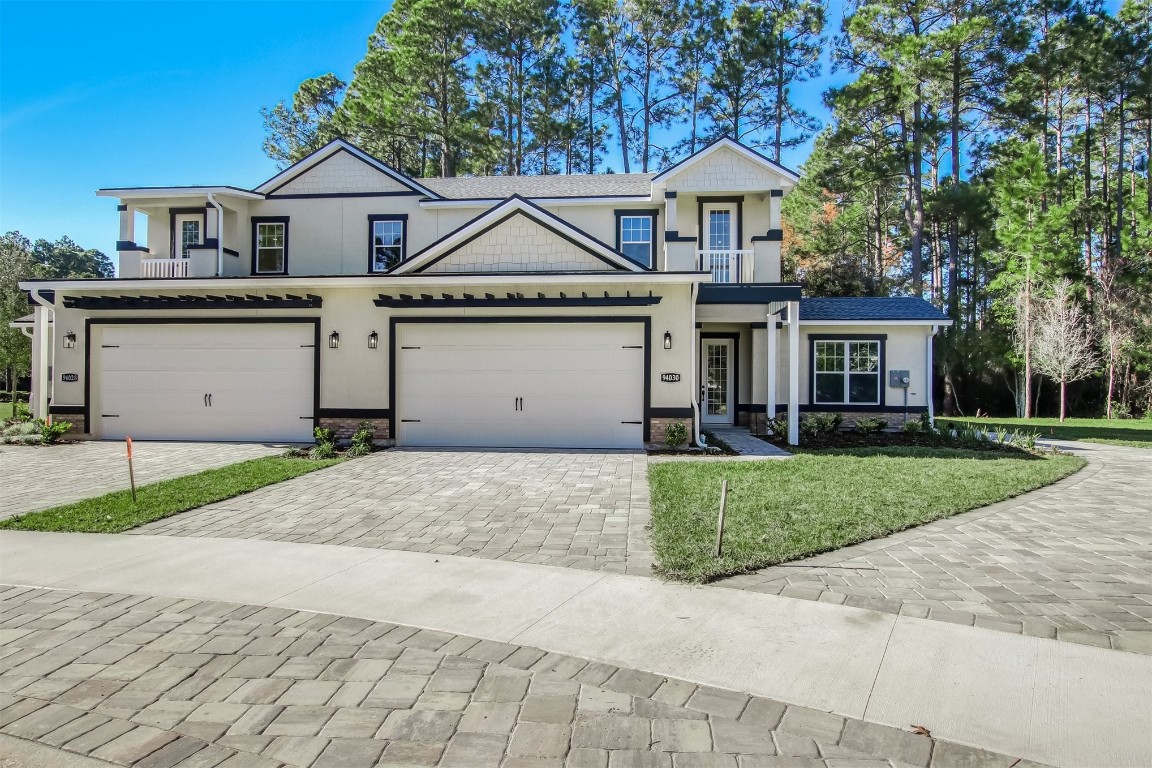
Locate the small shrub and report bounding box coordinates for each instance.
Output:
[281,447,310,458]
[348,420,375,455]
[766,415,788,436]
[853,417,888,435]
[799,412,842,436]
[38,419,71,444]
[901,419,923,434]
[308,442,336,460]
[1108,401,1133,419]
[313,427,335,445]
[1012,429,1038,450]
[2,421,41,445]
[664,421,690,450]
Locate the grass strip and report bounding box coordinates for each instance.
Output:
[0,456,343,533]
[649,447,1085,583]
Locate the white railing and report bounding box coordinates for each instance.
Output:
[140,258,190,278]
[698,249,754,283]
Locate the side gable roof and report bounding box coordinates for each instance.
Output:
[392,195,648,274]
[254,139,440,198]
[651,136,800,186]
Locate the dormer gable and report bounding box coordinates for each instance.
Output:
[393,196,647,274]
[255,139,439,198]
[652,137,799,194]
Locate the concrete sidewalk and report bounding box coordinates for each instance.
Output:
[2,530,1149,768]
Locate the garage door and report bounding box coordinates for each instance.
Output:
[396,322,645,449]
[97,324,315,442]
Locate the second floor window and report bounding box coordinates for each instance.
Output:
[370,217,406,272]
[180,220,200,258]
[254,220,287,274]
[617,213,655,267]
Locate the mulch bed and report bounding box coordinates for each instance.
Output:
[756,431,1030,454]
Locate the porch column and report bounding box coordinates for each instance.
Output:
[33,305,50,420]
[766,314,777,421]
[118,203,134,244]
[205,202,219,241]
[787,300,800,445]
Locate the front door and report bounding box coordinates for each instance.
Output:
[701,339,734,424]
[173,213,202,259]
[702,203,736,282]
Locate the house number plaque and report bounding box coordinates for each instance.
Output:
[660,373,681,383]
[60,373,79,382]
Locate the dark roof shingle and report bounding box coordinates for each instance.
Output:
[799,297,949,322]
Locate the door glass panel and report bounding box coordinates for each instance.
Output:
[708,209,732,250]
[180,220,200,258]
[706,343,729,416]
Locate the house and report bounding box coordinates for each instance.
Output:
[19,138,949,448]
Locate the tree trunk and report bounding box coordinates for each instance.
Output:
[1059,379,1066,422]
[948,49,961,324]
[1023,264,1033,418]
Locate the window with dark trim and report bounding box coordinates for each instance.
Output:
[813,339,882,405]
[614,210,657,267]
[251,217,289,275]
[368,214,407,272]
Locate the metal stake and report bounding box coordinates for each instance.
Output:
[714,479,729,557]
[126,437,137,503]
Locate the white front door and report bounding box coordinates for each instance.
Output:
[702,204,736,282]
[701,339,734,424]
[396,322,645,449]
[173,214,202,259]
[96,324,315,442]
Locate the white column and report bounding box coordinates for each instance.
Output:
[766,314,777,420]
[33,306,50,419]
[926,325,938,424]
[769,192,782,230]
[665,194,678,232]
[118,204,133,244]
[787,301,800,445]
[205,204,219,241]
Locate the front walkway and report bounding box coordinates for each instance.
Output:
[2,533,1148,767]
[132,449,652,575]
[0,442,287,521]
[706,426,791,458]
[716,441,1152,654]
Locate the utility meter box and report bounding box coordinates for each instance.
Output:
[889,370,911,388]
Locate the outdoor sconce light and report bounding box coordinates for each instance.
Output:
[62,332,77,349]
[664,331,672,350]
[328,331,340,349]
[368,331,379,349]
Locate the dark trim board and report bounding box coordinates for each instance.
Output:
[700,331,740,426]
[48,404,84,415]
[750,229,783,242]
[772,405,929,415]
[807,333,887,408]
[664,231,696,243]
[649,406,694,418]
[84,317,321,438]
[269,191,423,200]
[318,408,391,419]
[389,316,652,444]
[251,216,290,275]
[63,294,321,311]
[737,404,767,413]
[374,293,661,309]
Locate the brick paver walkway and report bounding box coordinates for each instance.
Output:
[0,586,1040,768]
[0,442,287,521]
[716,442,1152,654]
[705,427,791,458]
[134,450,651,574]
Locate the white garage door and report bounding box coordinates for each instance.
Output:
[97,324,315,442]
[396,322,645,449]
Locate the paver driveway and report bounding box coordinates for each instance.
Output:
[133,450,651,574]
[0,442,287,521]
[718,441,1152,654]
[0,585,1034,768]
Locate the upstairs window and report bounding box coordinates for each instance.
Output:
[369,215,407,272]
[252,218,288,274]
[616,211,656,267]
[813,339,882,405]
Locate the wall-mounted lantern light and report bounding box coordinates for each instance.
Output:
[368,331,379,349]
[62,332,77,349]
[328,331,340,349]
[663,331,672,350]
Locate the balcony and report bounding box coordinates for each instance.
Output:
[140,258,190,278]
[698,250,755,283]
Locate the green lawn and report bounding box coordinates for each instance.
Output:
[648,447,1085,583]
[938,416,1152,448]
[0,455,342,533]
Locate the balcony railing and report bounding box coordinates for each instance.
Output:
[140,258,190,278]
[698,249,754,283]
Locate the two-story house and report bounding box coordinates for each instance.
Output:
[19,137,949,448]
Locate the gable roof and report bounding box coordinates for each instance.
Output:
[799,297,951,322]
[651,136,800,185]
[254,139,440,198]
[422,173,655,200]
[392,195,648,274]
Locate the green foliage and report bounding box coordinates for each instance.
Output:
[853,417,888,434]
[38,419,71,444]
[664,420,690,450]
[799,412,842,437]
[313,427,335,445]
[347,420,376,457]
[1,420,40,445]
[308,442,337,460]
[766,415,788,436]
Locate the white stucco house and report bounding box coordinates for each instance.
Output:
[19,137,949,448]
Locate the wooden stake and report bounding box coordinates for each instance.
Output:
[126,437,137,503]
[714,479,729,558]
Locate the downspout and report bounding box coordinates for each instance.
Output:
[690,281,705,447]
[29,288,55,419]
[207,192,224,276]
[926,325,938,425]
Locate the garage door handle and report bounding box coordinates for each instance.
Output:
[621,421,642,424]
[208,393,212,407]
[103,414,119,418]
[204,393,208,407]
[400,419,421,423]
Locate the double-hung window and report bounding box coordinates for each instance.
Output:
[813,339,882,405]
[252,218,288,274]
[616,211,655,267]
[369,215,406,272]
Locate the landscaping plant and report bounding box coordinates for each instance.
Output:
[853,417,888,435]
[664,421,689,450]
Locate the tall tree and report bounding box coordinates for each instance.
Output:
[32,237,113,280]
[0,232,35,417]
[260,74,347,168]
[761,0,826,162]
[674,0,724,156]
[622,0,689,171]
[704,3,777,144]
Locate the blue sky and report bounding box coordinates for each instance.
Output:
[0,0,845,257]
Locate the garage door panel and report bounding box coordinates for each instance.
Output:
[97,324,315,443]
[397,322,645,449]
